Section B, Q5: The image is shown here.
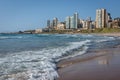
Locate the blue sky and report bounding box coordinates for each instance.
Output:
[0,0,120,32]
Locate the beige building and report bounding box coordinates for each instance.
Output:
[96,9,107,28]
[56,22,65,30]
[112,20,120,28]
[35,29,42,33]
[81,20,91,30]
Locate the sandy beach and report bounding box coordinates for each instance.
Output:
[57,34,120,80]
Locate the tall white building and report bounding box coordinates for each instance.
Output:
[66,12,79,29]
[74,12,79,29]
[65,16,71,29]
[70,16,75,29]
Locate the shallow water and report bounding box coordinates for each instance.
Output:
[0,34,120,80]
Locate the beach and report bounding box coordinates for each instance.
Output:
[94,33,120,37]
[0,33,120,80]
[57,33,120,80]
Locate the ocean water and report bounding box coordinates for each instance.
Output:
[0,33,120,80]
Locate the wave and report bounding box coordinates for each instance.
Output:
[0,34,34,40]
[0,40,90,80]
[94,36,115,42]
[0,36,23,40]
[54,34,94,38]
[0,35,33,40]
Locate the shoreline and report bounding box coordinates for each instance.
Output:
[1,31,120,37]
[92,33,120,37]
[57,34,120,80]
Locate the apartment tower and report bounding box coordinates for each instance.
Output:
[47,20,51,28]
[65,16,71,29]
[74,12,79,29]
[96,9,107,28]
[53,17,58,28]
[65,12,79,29]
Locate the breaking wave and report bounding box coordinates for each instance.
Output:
[0,36,23,40]
[0,40,90,80]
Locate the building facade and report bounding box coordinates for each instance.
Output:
[112,17,120,28]
[70,16,75,29]
[47,20,50,28]
[35,29,42,33]
[56,22,65,30]
[53,17,58,28]
[65,12,79,29]
[74,12,79,29]
[96,9,107,28]
[81,20,87,29]
[65,16,71,29]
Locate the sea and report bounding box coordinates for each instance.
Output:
[0,33,120,80]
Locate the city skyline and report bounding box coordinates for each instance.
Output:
[0,0,120,32]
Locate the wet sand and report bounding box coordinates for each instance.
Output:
[94,33,120,37]
[57,44,120,80]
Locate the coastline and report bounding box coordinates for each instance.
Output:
[57,34,120,80]
[93,32,120,37]
[1,30,120,37]
[1,32,120,80]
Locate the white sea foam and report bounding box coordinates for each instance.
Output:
[0,40,90,80]
[53,34,79,38]
[0,36,10,39]
[0,36,23,39]
[95,36,115,42]
[81,34,94,38]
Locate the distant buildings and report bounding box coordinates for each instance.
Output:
[47,17,58,29]
[47,20,50,28]
[56,22,65,30]
[52,17,58,29]
[35,29,43,33]
[45,8,119,31]
[65,16,71,29]
[81,20,88,29]
[112,17,120,28]
[74,12,79,29]
[65,12,79,29]
[70,16,75,29]
[106,13,112,28]
[96,9,112,28]
[96,9,106,28]
[80,17,95,30]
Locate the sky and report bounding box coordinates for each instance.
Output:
[0,0,120,32]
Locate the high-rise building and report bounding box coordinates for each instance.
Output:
[96,9,102,28]
[106,13,112,28]
[106,13,112,22]
[96,9,107,28]
[102,9,106,28]
[47,20,50,28]
[70,16,74,29]
[74,12,79,29]
[53,17,58,28]
[70,12,79,29]
[65,16,71,29]
[50,22,54,29]
[65,12,79,29]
